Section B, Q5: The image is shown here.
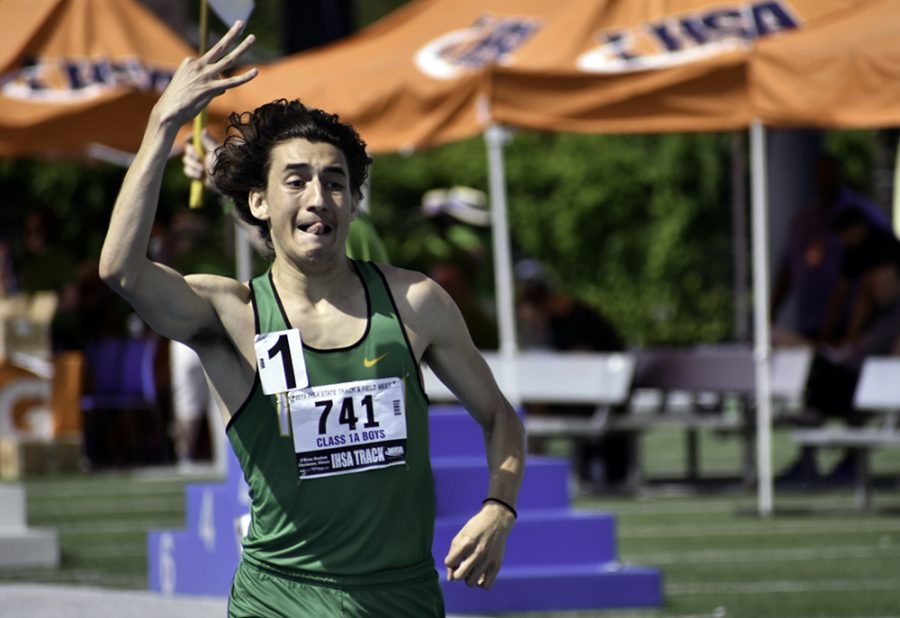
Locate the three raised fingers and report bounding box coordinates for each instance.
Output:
[203,20,248,65]
[212,67,258,93]
[210,31,256,75]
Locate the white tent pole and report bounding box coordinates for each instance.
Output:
[731,131,750,341]
[750,118,774,517]
[484,124,518,361]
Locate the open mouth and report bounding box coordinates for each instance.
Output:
[298,221,333,235]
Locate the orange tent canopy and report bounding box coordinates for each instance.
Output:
[751,0,900,129]
[0,0,233,158]
[488,0,867,134]
[236,0,557,154]
[2,0,887,158]
[236,0,868,153]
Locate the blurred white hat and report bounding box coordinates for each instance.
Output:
[422,186,491,227]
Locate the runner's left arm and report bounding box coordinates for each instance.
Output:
[421,279,525,590]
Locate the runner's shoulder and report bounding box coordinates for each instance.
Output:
[372,264,446,310]
[183,273,251,305]
[375,264,459,342]
[182,273,253,342]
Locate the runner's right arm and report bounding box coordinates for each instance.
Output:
[99,22,257,343]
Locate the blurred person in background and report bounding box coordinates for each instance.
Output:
[345,205,389,263]
[16,208,81,351]
[515,259,628,491]
[516,260,623,353]
[421,186,492,271]
[430,262,498,350]
[18,208,75,296]
[0,237,18,297]
[781,207,900,484]
[421,187,498,349]
[771,154,889,346]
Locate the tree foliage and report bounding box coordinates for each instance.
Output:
[0,158,200,261]
[369,131,736,345]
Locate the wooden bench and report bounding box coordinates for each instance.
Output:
[792,357,900,510]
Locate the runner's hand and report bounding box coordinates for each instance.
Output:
[183,130,221,192]
[153,20,257,128]
[444,501,515,589]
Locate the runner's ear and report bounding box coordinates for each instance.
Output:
[249,190,269,221]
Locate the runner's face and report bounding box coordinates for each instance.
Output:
[254,138,355,264]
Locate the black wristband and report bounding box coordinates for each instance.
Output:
[482,497,518,520]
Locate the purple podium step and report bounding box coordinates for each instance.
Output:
[182,483,249,535]
[434,510,617,567]
[148,484,247,595]
[441,563,663,614]
[148,528,238,596]
[429,405,487,458]
[148,451,248,596]
[428,405,524,459]
[433,455,570,517]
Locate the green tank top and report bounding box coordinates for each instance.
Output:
[226,261,435,576]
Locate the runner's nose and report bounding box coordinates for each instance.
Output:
[306,176,325,209]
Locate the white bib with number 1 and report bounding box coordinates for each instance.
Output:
[255,329,309,394]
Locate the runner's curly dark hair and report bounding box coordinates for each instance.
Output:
[212,99,371,260]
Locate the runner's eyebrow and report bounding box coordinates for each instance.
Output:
[283,163,347,178]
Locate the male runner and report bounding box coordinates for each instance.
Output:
[100,21,524,617]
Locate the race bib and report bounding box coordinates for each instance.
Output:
[255,329,309,394]
[288,377,407,479]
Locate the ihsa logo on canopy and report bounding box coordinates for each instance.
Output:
[578,1,799,74]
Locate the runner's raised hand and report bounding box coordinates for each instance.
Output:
[153,20,257,128]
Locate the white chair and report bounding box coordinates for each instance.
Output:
[792,357,900,510]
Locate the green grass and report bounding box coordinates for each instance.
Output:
[3,425,900,617]
[0,472,191,590]
[596,494,900,618]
